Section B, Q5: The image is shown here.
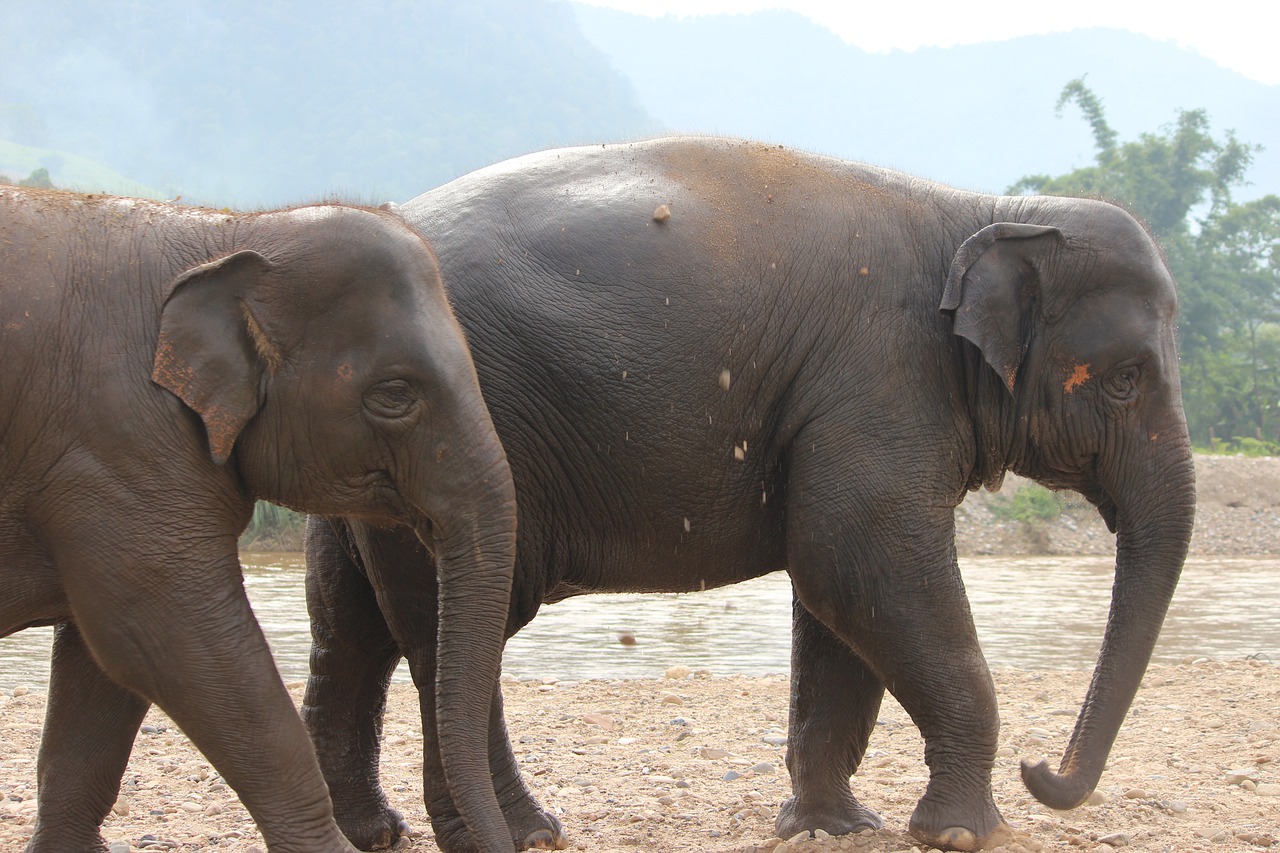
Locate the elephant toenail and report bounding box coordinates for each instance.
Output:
[523,827,568,850]
[938,826,978,851]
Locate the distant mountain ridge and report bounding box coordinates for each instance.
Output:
[572,6,1280,199]
[0,0,657,208]
[3,3,1274,206]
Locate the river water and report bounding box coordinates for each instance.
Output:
[2,555,1276,691]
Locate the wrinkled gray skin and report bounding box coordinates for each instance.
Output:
[303,137,1195,852]
[0,188,517,853]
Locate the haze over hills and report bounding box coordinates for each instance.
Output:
[0,0,656,207]
[2,1,1275,206]
[571,6,1280,198]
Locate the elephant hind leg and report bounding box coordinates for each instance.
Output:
[775,598,885,840]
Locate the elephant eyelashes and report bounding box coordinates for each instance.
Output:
[1104,366,1140,400]
[364,379,421,421]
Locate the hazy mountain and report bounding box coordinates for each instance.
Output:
[0,0,656,207]
[572,6,1280,199]
[4,3,1275,208]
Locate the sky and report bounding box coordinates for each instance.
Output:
[573,0,1280,86]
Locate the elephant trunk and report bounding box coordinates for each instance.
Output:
[413,389,518,852]
[1021,434,1195,809]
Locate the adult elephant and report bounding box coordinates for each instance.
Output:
[302,137,1195,852]
[0,188,517,853]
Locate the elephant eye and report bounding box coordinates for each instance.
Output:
[1104,366,1140,400]
[364,379,420,420]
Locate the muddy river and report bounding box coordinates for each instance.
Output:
[2,555,1276,690]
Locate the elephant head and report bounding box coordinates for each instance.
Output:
[150,206,517,850]
[942,200,1196,809]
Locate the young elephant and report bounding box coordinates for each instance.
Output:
[0,188,518,853]
[303,138,1195,852]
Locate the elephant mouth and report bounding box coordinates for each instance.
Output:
[1074,479,1118,533]
[412,518,437,557]
[1095,497,1118,532]
[335,469,408,523]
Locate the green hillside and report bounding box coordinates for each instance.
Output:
[0,139,166,198]
[0,0,656,208]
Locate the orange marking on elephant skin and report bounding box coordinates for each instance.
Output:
[1063,363,1092,394]
[337,363,354,382]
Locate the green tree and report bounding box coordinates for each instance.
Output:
[17,167,53,188]
[1011,78,1280,447]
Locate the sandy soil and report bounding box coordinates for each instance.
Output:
[2,455,1278,852]
[2,661,1277,852]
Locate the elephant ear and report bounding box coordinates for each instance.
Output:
[940,222,1062,394]
[152,250,281,466]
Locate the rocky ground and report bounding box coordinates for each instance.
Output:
[2,455,1277,852]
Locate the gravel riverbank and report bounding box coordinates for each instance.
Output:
[955,454,1280,557]
[1,454,1277,852]
[2,661,1277,852]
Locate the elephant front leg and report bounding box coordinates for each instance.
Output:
[301,517,407,851]
[58,537,358,853]
[26,623,151,853]
[348,522,565,852]
[775,599,885,841]
[788,545,1007,850]
[416,680,566,852]
[785,447,1007,851]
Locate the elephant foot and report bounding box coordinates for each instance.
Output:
[25,818,112,853]
[333,802,411,851]
[908,786,1010,851]
[430,793,567,853]
[774,791,884,840]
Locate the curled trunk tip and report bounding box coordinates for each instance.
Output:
[1020,758,1095,810]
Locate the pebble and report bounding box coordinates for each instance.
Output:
[665,665,692,680]
[1122,788,1147,799]
[11,687,28,698]
[1087,789,1109,806]
[1098,832,1130,846]
[750,762,776,774]
[1225,768,1258,785]
[579,713,615,730]
[108,842,130,853]
[762,735,787,746]
[995,746,1017,758]
[723,770,741,781]
[661,693,684,705]
[700,747,730,759]
[1197,826,1232,842]
[1256,782,1280,796]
